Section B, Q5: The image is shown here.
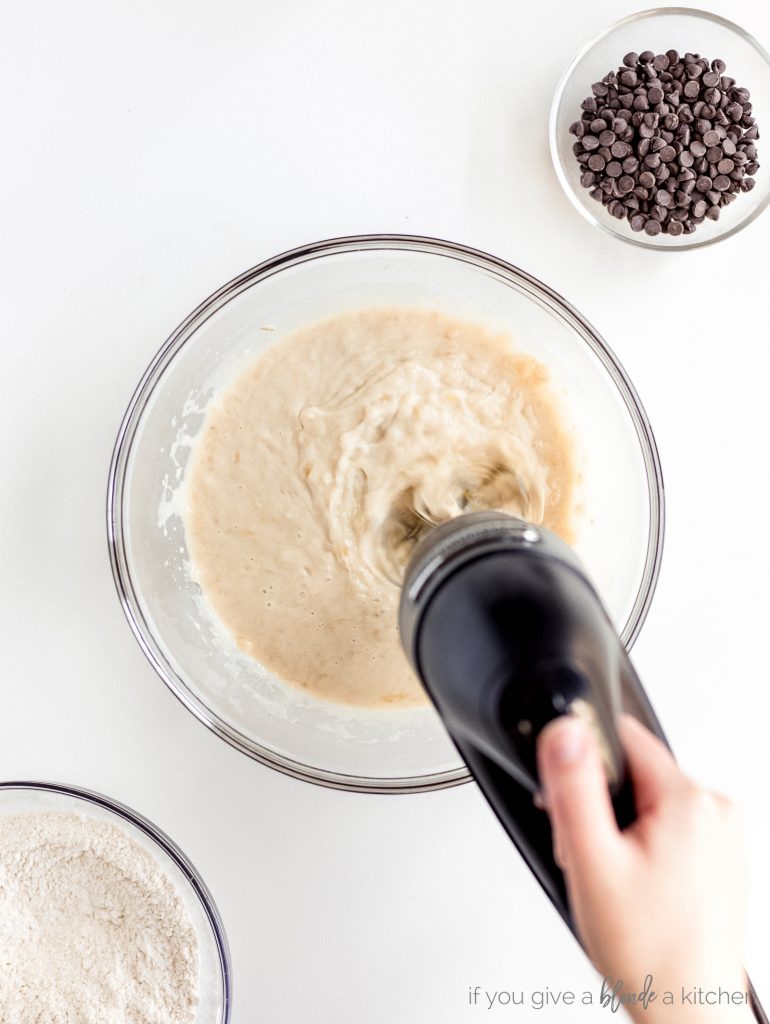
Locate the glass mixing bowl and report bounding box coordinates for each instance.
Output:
[550,7,770,250]
[0,781,232,1023]
[108,235,664,793]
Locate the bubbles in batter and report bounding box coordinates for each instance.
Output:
[185,308,576,708]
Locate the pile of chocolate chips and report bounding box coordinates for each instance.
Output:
[569,50,760,236]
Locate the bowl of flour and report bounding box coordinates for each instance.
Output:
[107,234,664,793]
[0,782,231,1024]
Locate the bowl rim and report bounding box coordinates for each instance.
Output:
[106,233,665,794]
[0,779,232,1022]
[549,5,770,251]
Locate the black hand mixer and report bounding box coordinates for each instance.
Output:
[398,510,767,1022]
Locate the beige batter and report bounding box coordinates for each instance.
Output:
[186,308,576,708]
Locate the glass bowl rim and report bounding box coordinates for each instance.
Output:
[106,232,665,794]
[0,779,232,1022]
[548,5,770,251]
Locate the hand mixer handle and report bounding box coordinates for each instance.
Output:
[399,512,664,932]
[409,548,648,933]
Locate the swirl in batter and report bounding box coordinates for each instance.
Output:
[185,308,576,707]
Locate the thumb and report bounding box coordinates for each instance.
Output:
[537,715,622,880]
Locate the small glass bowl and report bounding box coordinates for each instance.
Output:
[550,7,770,250]
[108,234,664,793]
[0,781,232,1024]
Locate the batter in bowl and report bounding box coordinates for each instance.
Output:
[185,308,576,708]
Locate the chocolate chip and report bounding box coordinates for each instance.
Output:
[571,51,760,237]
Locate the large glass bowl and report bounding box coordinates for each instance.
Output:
[550,7,770,250]
[107,235,664,793]
[0,781,231,1023]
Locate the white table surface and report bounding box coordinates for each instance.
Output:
[3,1,770,1021]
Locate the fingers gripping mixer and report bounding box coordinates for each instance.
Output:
[398,510,665,929]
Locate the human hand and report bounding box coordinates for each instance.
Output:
[537,714,753,1023]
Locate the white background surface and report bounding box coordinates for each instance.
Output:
[3,1,770,1021]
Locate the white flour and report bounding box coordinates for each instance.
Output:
[0,811,200,1024]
